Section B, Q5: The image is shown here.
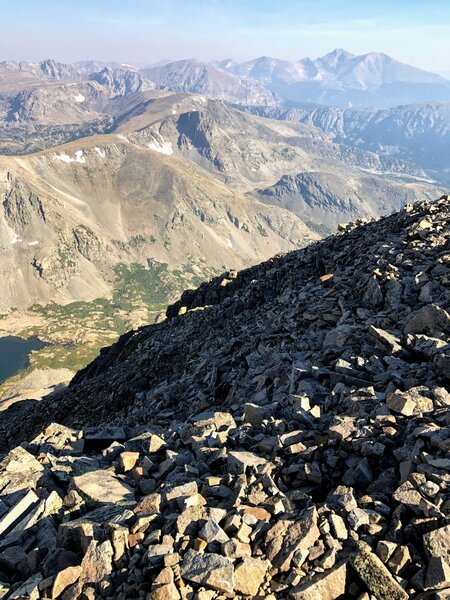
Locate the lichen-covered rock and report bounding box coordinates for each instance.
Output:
[350,541,408,600]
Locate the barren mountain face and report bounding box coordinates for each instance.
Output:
[0,135,319,311]
[271,103,450,185]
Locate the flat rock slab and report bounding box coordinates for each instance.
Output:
[69,470,134,507]
[234,557,269,596]
[425,556,450,590]
[1,447,44,476]
[52,565,82,598]
[83,427,126,451]
[369,325,403,354]
[57,504,134,553]
[8,573,42,599]
[0,447,44,501]
[266,507,320,572]
[180,549,234,593]
[79,540,113,585]
[0,489,39,538]
[289,562,348,599]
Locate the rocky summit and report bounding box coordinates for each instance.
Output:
[0,196,449,599]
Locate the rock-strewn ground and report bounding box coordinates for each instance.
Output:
[0,196,449,599]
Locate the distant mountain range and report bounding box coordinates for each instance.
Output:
[2,49,449,110]
[247,102,450,186]
[217,49,450,108]
[1,51,449,184]
[140,49,450,109]
[141,60,276,107]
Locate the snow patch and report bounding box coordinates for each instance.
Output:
[118,135,129,142]
[95,146,106,158]
[196,96,207,104]
[227,239,233,248]
[74,94,85,103]
[28,240,39,246]
[11,233,22,245]
[147,134,173,156]
[172,109,177,115]
[54,150,86,164]
[54,153,73,163]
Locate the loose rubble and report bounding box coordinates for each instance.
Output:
[0,197,449,598]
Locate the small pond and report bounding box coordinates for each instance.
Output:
[0,336,46,384]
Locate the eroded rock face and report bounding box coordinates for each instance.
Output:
[0,198,449,598]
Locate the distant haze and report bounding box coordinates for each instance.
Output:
[0,0,449,72]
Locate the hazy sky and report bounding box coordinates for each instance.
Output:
[1,0,449,72]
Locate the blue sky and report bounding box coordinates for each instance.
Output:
[1,0,449,71]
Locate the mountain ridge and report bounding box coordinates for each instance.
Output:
[0,51,447,409]
[2,50,449,110]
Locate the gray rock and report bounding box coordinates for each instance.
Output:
[387,387,434,416]
[234,557,269,596]
[425,556,450,590]
[404,304,450,335]
[369,326,403,354]
[199,519,229,544]
[69,469,134,507]
[228,451,268,475]
[180,549,234,593]
[424,524,450,563]
[8,573,42,599]
[79,540,113,585]
[266,507,320,571]
[289,562,348,599]
[243,402,277,426]
[0,490,40,538]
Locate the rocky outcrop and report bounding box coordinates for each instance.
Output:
[89,67,153,96]
[141,59,278,107]
[0,197,449,598]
